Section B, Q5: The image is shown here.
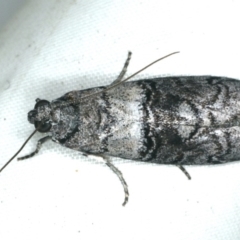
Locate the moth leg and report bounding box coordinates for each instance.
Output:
[177,165,191,180]
[110,51,132,85]
[105,159,129,206]
[88,154,129,206]
[18,136,51,160]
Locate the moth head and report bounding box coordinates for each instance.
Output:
[28,98,52,133]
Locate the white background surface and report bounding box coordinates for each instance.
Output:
[0,0,240,239]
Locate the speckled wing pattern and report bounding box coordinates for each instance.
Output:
[51,76,240,165]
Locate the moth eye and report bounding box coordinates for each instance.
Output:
[28,110,37,124]
[34,121,52,133]
[28,100,52,132]
[34,99,50,109]
[27,110,52,132]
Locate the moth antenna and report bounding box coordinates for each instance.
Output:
[0,128,38,173]
[78,51,179,101]
[55,51,180,108]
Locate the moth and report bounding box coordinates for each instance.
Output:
[1,52,240,206]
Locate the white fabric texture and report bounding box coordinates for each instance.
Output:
[0,0,240,239]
